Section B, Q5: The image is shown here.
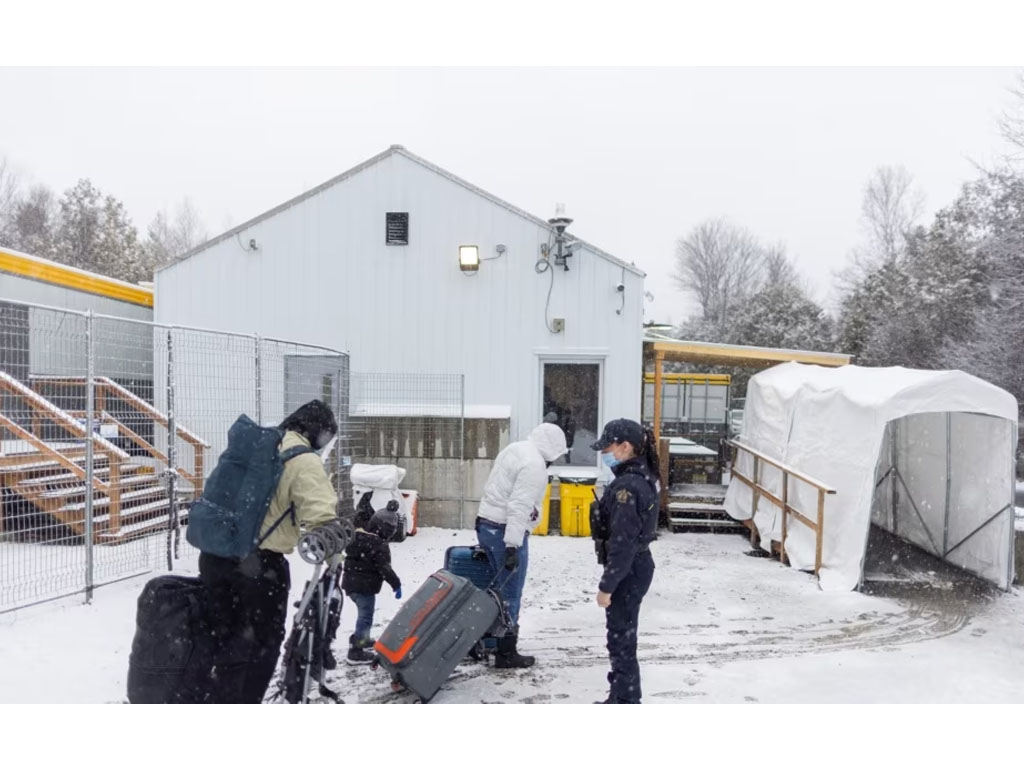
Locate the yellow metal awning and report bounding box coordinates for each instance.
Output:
[645,338,850,446]
[645,338,851,369]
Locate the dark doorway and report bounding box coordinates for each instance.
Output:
[542,362,600,466]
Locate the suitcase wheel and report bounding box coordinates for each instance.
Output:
[390,679,405,693]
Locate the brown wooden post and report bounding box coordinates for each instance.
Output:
[658,437,670,514]
[750,454,761,547]
[814,488,825,575]
[194,446,205,496]
[653,350,665,445]
[780,470,789,565]
[108,455,122,537]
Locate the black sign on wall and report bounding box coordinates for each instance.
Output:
[385,212,409,246]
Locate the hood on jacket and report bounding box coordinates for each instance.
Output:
[528,423,568,463]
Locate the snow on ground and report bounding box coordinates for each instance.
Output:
[1,527,1022,704]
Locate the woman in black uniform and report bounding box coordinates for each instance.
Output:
[590,418,660,704]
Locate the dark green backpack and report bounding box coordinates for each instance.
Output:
[186,414,313,560]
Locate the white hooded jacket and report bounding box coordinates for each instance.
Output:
[477,423,568,547]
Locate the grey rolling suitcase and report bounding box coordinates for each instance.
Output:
[373,569,500,702]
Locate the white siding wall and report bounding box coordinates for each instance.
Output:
[155,152,644,444]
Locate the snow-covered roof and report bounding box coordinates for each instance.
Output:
[349,403,511,419]
[157,145,643,278]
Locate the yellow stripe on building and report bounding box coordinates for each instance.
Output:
[0,248,153,308]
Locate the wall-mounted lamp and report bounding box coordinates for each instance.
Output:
[459,245,480,272]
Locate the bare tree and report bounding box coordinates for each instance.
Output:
[860,165,925,264]
[998,70,1024,161]
[762,242,800,289]
[0,156,21,244]
[673,218,764,328]
[145,198,208,268]
[11,184,58,258]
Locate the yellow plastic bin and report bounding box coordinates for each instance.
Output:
[559,477,598,537]
[532,481,552,535]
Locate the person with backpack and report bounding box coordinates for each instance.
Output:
[589,418,660,704]
[340,502,402,665]
[476,422,567,669]
[188,399,343,704]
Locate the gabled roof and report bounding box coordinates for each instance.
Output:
[158,146,644,277]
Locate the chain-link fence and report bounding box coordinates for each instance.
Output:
[0,299,355,613]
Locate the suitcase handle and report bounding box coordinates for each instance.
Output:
[440,629,466,661]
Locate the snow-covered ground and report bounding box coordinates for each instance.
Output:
[1,527,1022,703]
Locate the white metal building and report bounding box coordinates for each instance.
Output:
[154,146,646,467]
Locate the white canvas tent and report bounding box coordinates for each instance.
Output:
[725,363,1018,591]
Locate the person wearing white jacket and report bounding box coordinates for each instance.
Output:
[476,422,568,668]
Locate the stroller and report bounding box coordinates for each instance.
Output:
[269,519,354,704]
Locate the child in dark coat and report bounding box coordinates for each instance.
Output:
[341,501,402,664]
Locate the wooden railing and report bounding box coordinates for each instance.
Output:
[0,371,130,533]
[727,439,837,575]
[31,375,209,495]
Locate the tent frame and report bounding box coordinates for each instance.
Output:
[871,412,1017,589]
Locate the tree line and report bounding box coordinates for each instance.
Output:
[0,163,206,283]
[671,73,1024,414]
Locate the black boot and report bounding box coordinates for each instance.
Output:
[346,634,374,665]
[494,633,535,669]
[322,647,338,671]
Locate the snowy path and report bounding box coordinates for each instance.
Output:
[1,528,1021,703]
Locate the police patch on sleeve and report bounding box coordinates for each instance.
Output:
[616,488,632,504]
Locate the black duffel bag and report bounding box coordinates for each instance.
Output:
[127,574,207,704]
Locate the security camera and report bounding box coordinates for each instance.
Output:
[615,282,625,292]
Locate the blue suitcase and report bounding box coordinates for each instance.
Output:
[443,545,502,655]
[443,545,497,591]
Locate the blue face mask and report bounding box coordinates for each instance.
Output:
[602,452,620,469]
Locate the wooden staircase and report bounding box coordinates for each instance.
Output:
[0,372,207,545]
[665,482,747,534]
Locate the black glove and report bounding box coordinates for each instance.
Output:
[504,546,519,571]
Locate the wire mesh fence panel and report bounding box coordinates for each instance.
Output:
[0,303,90,610]
[0,298,354,612]
[258,338,356,516]
[349,372,465,529]
[155,327,263,570]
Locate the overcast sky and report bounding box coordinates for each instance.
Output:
[0,67,1018,322]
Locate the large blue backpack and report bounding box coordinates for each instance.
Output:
[186,414,314,560]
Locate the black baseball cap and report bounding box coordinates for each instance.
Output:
[591,418,645,451]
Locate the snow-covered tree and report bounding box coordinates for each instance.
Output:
[53,179,152,283]
[939,171,1024,402]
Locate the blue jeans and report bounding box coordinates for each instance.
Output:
[475,518,529,628]
[349,592,376,643]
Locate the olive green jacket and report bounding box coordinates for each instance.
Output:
[257,430,338,553]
